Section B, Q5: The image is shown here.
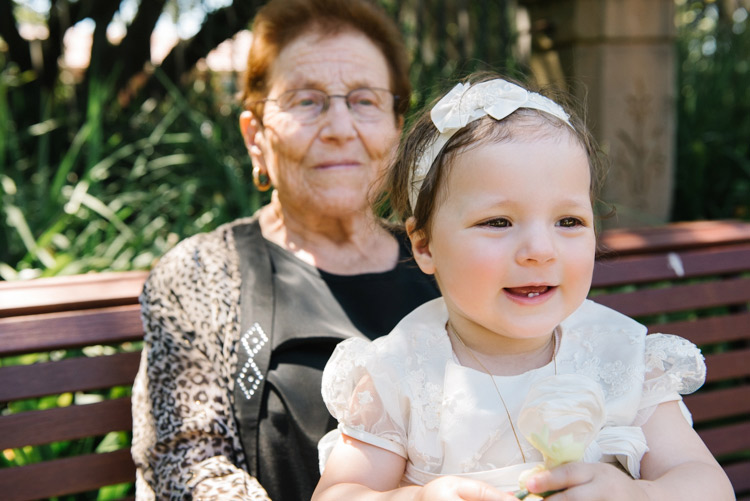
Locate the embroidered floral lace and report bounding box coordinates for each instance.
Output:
[320,298,706,490]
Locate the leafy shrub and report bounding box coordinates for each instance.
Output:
[674,1,750,221]
[1,63,268,280]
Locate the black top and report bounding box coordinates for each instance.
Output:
[247,235,440,500]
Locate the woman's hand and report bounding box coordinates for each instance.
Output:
[523,462,648,501]
[416,476,517,501]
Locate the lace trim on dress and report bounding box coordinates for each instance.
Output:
[643,333,706,396]
[318,298,708,485]
[632,333,707,427]
[406,368,442,431]
[567,326,643,399]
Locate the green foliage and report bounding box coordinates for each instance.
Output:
[1,0,517,280]
[394,0,518,113]
[0,61,268,280]
[1,347,138,500]
[674,0,750,221]
[5,2,747,280]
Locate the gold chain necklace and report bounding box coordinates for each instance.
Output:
[448,323,558,465]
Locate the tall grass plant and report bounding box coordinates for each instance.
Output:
[0,61,266,498]
[1,64,266,280]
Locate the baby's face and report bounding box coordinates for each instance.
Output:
[412,133,596,345]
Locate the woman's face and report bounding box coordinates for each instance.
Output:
[243,30,401,218]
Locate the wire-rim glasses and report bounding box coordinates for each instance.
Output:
[256,87,397,124]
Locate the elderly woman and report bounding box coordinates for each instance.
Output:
[130,0,439,499]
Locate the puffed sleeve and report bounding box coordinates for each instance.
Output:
[635,333,706,426]
[321,336,410,459]
[131,229,270,500]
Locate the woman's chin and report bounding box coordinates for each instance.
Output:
[310,185,378,211]
[299,193,373,218]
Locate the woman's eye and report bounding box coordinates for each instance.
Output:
[287,91,323,109]
[482,218,511,228]
[295,97,320,108]
[557,217,584,228]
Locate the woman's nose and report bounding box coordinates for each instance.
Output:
[515,226,556,265]
[319,99,357,141]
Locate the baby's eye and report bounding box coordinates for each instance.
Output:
[557,217,584,228]
[481,218,511,228]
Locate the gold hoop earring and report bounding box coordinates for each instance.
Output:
[253,165,272,192]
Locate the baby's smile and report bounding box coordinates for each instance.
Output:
[505,285,555,299]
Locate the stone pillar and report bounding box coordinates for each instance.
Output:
[519,0,676,227]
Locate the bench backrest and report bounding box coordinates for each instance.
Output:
[0,220,749,500]
[0,272,147,501]
[592,220,750,499]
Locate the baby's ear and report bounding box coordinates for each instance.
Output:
[406,217,435,275]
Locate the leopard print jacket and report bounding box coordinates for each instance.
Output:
[131,218,271,500]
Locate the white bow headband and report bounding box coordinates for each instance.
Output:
[409,79,574,210]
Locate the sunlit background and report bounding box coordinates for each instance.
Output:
[1,0,749,281]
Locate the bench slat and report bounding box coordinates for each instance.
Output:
[593,243,750,288]
[0,304,144,357]
[0,397,133,450]
[0,271,147,318]
[685,386,750,422]
[646,312,750,346]
[0,351,141,402]
[699,421,750,457]
[597,220,750,256]
[0,449,135,501]
[0,222,747,499]
[705,349,750,383]
[591,276,750,318]
[724,460,750,495]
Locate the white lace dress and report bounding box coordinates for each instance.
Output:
[319,298,706,490]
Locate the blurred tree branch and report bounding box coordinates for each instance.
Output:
[158,0,262,87]
[0,0,32,72]
[1,0,260,105]
[102,0,166,92]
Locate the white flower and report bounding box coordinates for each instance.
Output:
[517,374,606,469]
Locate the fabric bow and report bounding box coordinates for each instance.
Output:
[409,79,574,210]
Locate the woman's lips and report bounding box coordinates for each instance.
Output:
[315,160,361,169]
[504,285,555,299]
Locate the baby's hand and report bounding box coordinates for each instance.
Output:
[417,476,518,501]
[523,462,648,501]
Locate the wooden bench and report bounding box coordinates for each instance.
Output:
[591,220,750,500]
[0,220,749,500]
[0,272,147,501]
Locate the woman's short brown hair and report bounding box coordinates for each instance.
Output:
[241,0,411,118]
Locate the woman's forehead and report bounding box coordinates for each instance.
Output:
[268,30,391,91]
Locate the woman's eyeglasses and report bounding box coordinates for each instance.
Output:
[257,87,397,123]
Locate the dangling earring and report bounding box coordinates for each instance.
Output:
[253,165,272,192]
